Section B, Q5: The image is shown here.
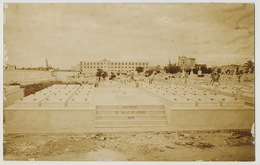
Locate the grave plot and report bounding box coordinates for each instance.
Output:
[4,85,95,133]
[140,82,254,130]
[141,83,245,108]
[141,84,196,107]
[41,85,80,107]
[218,86,236,95]
[194,83,254,104]
[174,86,244,108]
[67,85,94,107]
[13,85,65,107]
[191,91,244,108]
[240,86,254,98]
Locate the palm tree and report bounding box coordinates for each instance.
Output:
[165,63,181,74]
[136,67,144,74]
[244,60,254,73]
[96,69,103,81]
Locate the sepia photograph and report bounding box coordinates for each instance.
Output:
[2,2,255,162]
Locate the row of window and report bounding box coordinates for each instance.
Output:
[83,62,148,66]
[84,66,149,69]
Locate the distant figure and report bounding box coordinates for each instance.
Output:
[130,73,135,82]
[181,69,185,79]
[236,70,242,83]
[198,69,202,77]
[210,69,220,85]
[149,72,154,84]
[184,72,189,84]
[190,69,194,76]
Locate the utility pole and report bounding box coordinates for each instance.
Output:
[45,59,49,69]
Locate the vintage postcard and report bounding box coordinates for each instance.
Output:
[2,2,256,162]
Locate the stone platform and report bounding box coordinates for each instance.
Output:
[4,83,254,133]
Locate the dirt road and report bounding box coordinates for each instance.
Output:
[3,129,254,161]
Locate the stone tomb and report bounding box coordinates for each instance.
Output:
[141,82,254,130]
[4,85,95,133]
[4,83,254,133]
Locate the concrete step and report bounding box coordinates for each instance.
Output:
[96,105,164,110]
[95,114,167,120]
[95,120,168,126]
[96,110,166,115]
[96,108,165,112]
[94,125,169,128]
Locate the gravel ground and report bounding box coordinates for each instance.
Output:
[3,129,254,161]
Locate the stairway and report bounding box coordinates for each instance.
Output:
[95,105,168,128]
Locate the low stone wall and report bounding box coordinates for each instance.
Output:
[4,108,95,133]
[4,70,52,84]
[3,86,25,108]
[55,71,79,78]
[3,70,79,85]
[168,107,254,130]
[4,105,254,133]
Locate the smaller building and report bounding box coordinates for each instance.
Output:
[178,56,196,69]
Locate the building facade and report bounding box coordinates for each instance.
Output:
[80,58,149,74]
[178,56,196,69]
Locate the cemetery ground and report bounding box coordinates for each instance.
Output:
[3,74,255,161]
[4,129,254,161]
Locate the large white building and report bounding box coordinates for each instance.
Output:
[80,58,149,74]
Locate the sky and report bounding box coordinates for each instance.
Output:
[3,3,254,69]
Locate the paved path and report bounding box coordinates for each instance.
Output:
[93,85,163,106]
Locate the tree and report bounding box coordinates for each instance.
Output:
[96,69,109,80]
[96,69,103,78]
[165,63,181,74]
[145,68,161,77]
[200,66,212,74]
[102,71,108,79]
[145,69,154,77]
[109,73,116,80]
[244,60,254,73]
[136,67,144,74]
